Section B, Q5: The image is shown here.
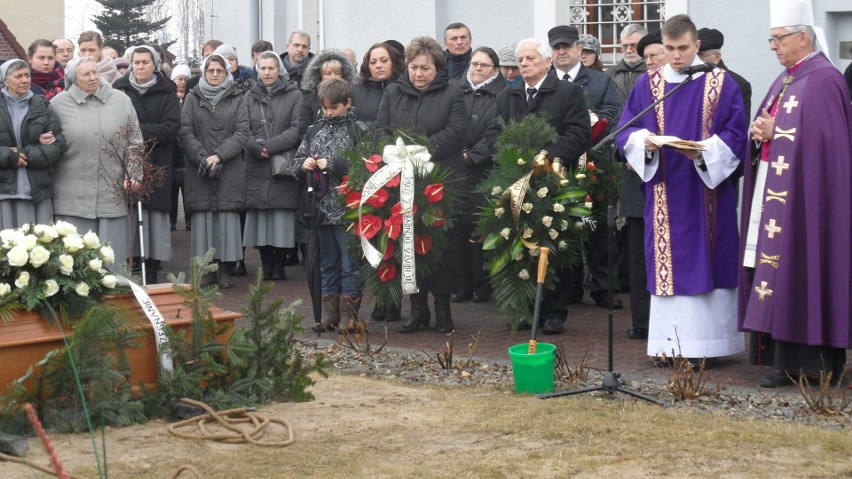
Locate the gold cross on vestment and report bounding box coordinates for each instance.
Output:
[782,96,799,114]
[764,219,782,239]
[771,156,789,175]
[773,126,796,142]
[755,281,774,301]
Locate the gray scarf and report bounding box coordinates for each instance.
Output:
[197,54,234,106]
[129,71,157,95]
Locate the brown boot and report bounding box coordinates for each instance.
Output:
[339,295,362,332]
[320,294,340,331]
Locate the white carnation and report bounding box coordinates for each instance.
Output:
[553,203,565,213]
[536,187,548,198]
[542,216,553,227]
[575,173,587,180]
[518,269,530,280]
[521,203,533,213]
[585,201,594,209]
[523,227,533,239]
[55,220,77,236]
[549,229,559,240]
[83,231,101,249]
[500,228,511,240]
[575,221,585,230]
[15,271,29,288]
[100,245,116,265]
[88,258,103,272]
[44,279,59,297]
[491,186,503,196]
[6,245,29,266]
[75,282,90,297]
[494,207,505,218]
[59,254,74,275]
[28,245,51,268]
[101,274,117,289]
[516,158,526,165]
[558,240,569,251]
[561,220,570,231]
[63,235,84,252]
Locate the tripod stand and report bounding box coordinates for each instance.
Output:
[537,74,696,406]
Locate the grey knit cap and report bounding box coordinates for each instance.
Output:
[498,42,518,67]
[214,44,239,64]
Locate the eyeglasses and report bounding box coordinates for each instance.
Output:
[620,43,638,50]
[767,32,800,45]
[470,62,494,69]
[643,51,664,62]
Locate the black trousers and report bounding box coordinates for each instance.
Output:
[627,218,650,330]
[586,217,622,297]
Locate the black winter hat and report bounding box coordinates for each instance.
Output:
[547,25,580,47]
[637,29,663,58]
[698,28,724,51]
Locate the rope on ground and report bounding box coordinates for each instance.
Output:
[171,464,203,479]
[0,451,83,479]
[167,398,295,447]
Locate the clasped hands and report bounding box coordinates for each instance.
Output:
[750,109,774,143]
[10,132,57,168]
[302,157,328,171]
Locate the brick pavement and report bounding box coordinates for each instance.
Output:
[160,220,787,390]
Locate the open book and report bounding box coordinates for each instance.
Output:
[647,135,706,151]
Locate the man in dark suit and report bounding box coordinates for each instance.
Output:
[698,28,752,122]
[488,38,591,334]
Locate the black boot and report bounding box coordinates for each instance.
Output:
[384,302,401,322]
[400,293,430,333]
[259,246,274,279]
[218,261,235,289]
[283,247,299,266]
[371,303,386,322]
[270,248,286,280]
[131,256,143,277]
[232,248,247,276]
[144,259,161,285]
[433,294,454,333]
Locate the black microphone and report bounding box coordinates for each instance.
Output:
[678,62,715,76]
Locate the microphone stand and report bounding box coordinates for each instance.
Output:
[537,74,695,406]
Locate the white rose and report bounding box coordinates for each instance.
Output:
[518,269,530,280]
[558,240,569,251]
[549,229,559,240]
[44,279,59,297]
[537,187,548,198]
[585,201,594,209]
[21,234,38,250]
[101,274,117,289]
[83,231,101,249]
[516,158,526,165]
[575,221,585,230]
[100,245,115,265]
[542,216,553,227]
[28,245,50,268]
[59,254,74,275]
[523,227,533,239]
[553,203,565,213]
[55,220,77,236]
[63,235,84,252]
[575,173,586,180]
[20,223,30,233]
[34,225,58,243]
[0,229,15,246]
[88,258,103,272]
[0,283,10,297]
[491,186,503,196]
[521,203,533,214]
[15,271,29,288]
[500,228,511,240]
[6,245,29,266]
[75,282,90,297]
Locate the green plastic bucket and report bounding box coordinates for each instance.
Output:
[508,343,556,394]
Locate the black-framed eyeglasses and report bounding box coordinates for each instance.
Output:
[470,62,494,69]
[768,32,800,45]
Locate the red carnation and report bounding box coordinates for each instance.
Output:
[382,241,395,260]
[366,188,389,208]
[377,262,397,282]
[414,235,433,255]
[386,174,400,187]
[365,154,383,173]
[430,209,445,227]
[585,194,593,203]
[586,162,596,172]
[424,183,444,203]
[346,192,362,209]
[336,175,351,195]
[384,214,403,240]
[356,214,382,239]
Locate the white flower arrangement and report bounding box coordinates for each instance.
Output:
[0,223,119,315]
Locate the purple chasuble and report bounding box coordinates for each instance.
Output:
[616,69,747,296]
[738,53,852,350]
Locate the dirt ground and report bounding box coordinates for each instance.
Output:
[2,374,851,478]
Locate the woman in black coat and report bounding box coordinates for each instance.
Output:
[113,46,181,284]
[352,42,405,123]
[449,46,505,305]
[242,51,306,280]
[374,36,468,334]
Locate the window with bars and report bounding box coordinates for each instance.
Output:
[569,0,666,66]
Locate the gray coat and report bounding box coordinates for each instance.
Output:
[51,81,142,218]
[0,93,65,202]
[179,83,251,214]
[243,79,306,210]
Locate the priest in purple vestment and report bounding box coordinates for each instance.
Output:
[738,0,851,388]
[616,14,747,361]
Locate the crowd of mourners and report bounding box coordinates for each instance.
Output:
[2,10,850,388]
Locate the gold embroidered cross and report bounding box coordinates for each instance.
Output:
[764,219,782,239]
[782,95,799,114]
[755,281,774,301]
[773,126,796,142]
[771,156,789,175]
